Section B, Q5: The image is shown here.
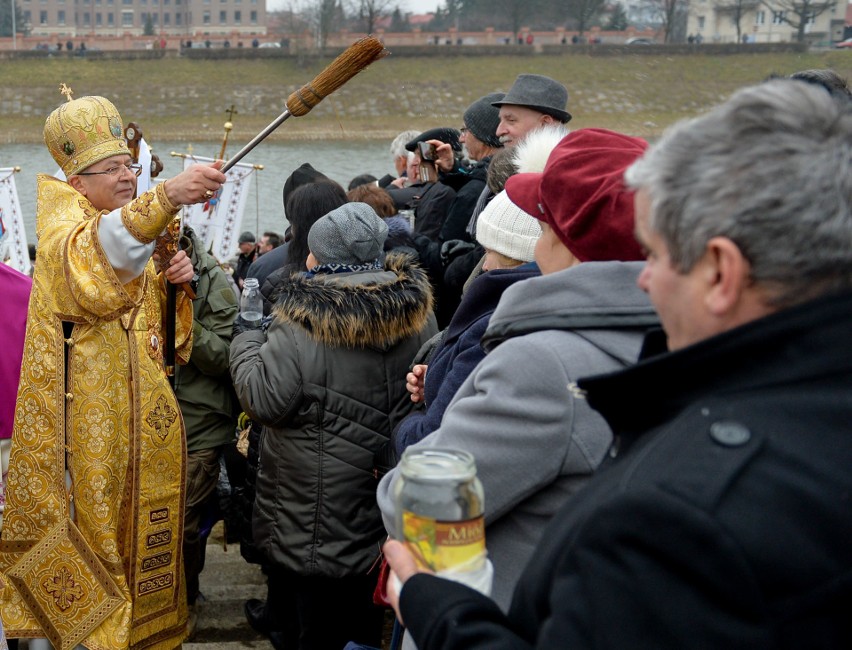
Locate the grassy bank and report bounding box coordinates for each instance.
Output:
[2,50,851,143]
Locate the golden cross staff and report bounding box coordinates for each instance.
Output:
[59,83,74,101]
[218,104,238,161]
[221,36,387,173]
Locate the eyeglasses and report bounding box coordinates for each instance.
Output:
[77,163,143,178]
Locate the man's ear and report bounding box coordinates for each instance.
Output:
[67,175,86,195]
[703,237,750,316]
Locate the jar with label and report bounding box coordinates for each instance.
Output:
[393,448,493,594]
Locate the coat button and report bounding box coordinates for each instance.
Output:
[709,421,751,447]
[65,392,73,401]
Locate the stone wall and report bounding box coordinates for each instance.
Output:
[0,37,809,61]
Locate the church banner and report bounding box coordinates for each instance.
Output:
[0,168,32,275]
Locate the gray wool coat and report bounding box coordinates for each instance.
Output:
[378,261,658,610]
[230,254,438,577]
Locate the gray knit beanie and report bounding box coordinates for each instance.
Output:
[463,92,505,149]
[308,202,388,265]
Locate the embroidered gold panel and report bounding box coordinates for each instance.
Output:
[7,520,124,650]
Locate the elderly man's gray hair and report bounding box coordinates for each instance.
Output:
[626,79,852,308]
[390,130,421,159]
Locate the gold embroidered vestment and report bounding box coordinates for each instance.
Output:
[0,176,193,650]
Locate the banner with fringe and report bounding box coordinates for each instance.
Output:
[0,168,32,276]
[180,155,258,263]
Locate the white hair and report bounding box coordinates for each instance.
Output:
[390,130,420,159]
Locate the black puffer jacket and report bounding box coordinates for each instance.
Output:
[230,254,437,577]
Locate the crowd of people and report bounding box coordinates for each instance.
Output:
[1,67,852,650]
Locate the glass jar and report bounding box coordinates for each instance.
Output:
[394,448,486,575]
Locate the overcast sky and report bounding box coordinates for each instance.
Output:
[266,0,443,14]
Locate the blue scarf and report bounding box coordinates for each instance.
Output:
[305,259,382,278]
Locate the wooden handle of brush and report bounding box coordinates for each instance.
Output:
[286,36,388,117]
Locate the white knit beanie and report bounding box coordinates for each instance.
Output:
[475,189,541,263]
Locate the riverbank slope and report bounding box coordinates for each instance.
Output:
[2,50,851,143]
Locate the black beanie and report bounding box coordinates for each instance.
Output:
[282,163,329,206]
[464,92,505,149]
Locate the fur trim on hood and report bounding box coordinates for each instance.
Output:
[272,253,434,349]
[512,123,570,174]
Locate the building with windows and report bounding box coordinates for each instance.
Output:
[686,0,844,43]
[19,0,267,38]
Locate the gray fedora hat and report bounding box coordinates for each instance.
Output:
[492,74,572,123]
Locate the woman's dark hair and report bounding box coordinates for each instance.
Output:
[347,173,378,191]
[284,180,348,272]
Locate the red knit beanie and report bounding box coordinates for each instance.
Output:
[505,128,648,262]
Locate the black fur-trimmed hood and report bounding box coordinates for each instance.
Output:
[272,253,434,348]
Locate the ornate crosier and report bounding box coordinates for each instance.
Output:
[59,83,74,102]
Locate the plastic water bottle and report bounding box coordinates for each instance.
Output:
[240,277,263,328]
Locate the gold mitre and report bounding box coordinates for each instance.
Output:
[44,85,131,177]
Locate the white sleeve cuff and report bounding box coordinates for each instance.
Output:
[98,208,155,283]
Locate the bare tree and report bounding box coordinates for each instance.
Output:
[352,0,398,34]
[642,0,689,42]
[304,0,341,48]
[562,0,606,37]
[714,0,758,41]
[271,0,311,36]
[461,0,542,36]
[760,0,836,42]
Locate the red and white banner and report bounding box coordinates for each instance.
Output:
[179,155,259,262]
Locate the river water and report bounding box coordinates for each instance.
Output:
[3,140,393,243]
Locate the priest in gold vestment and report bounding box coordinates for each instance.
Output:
[0,91,226,650]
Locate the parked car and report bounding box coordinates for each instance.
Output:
[835,38,852,49]
[626,37,655,45]
[259,42,281,48]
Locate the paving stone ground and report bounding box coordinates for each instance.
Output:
[186,523,273,650]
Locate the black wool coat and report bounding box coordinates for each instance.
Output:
[401,289,852,650]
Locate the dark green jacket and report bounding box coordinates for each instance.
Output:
[175,231,240,451]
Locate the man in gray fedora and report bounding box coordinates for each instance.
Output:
[492,73,571,147]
